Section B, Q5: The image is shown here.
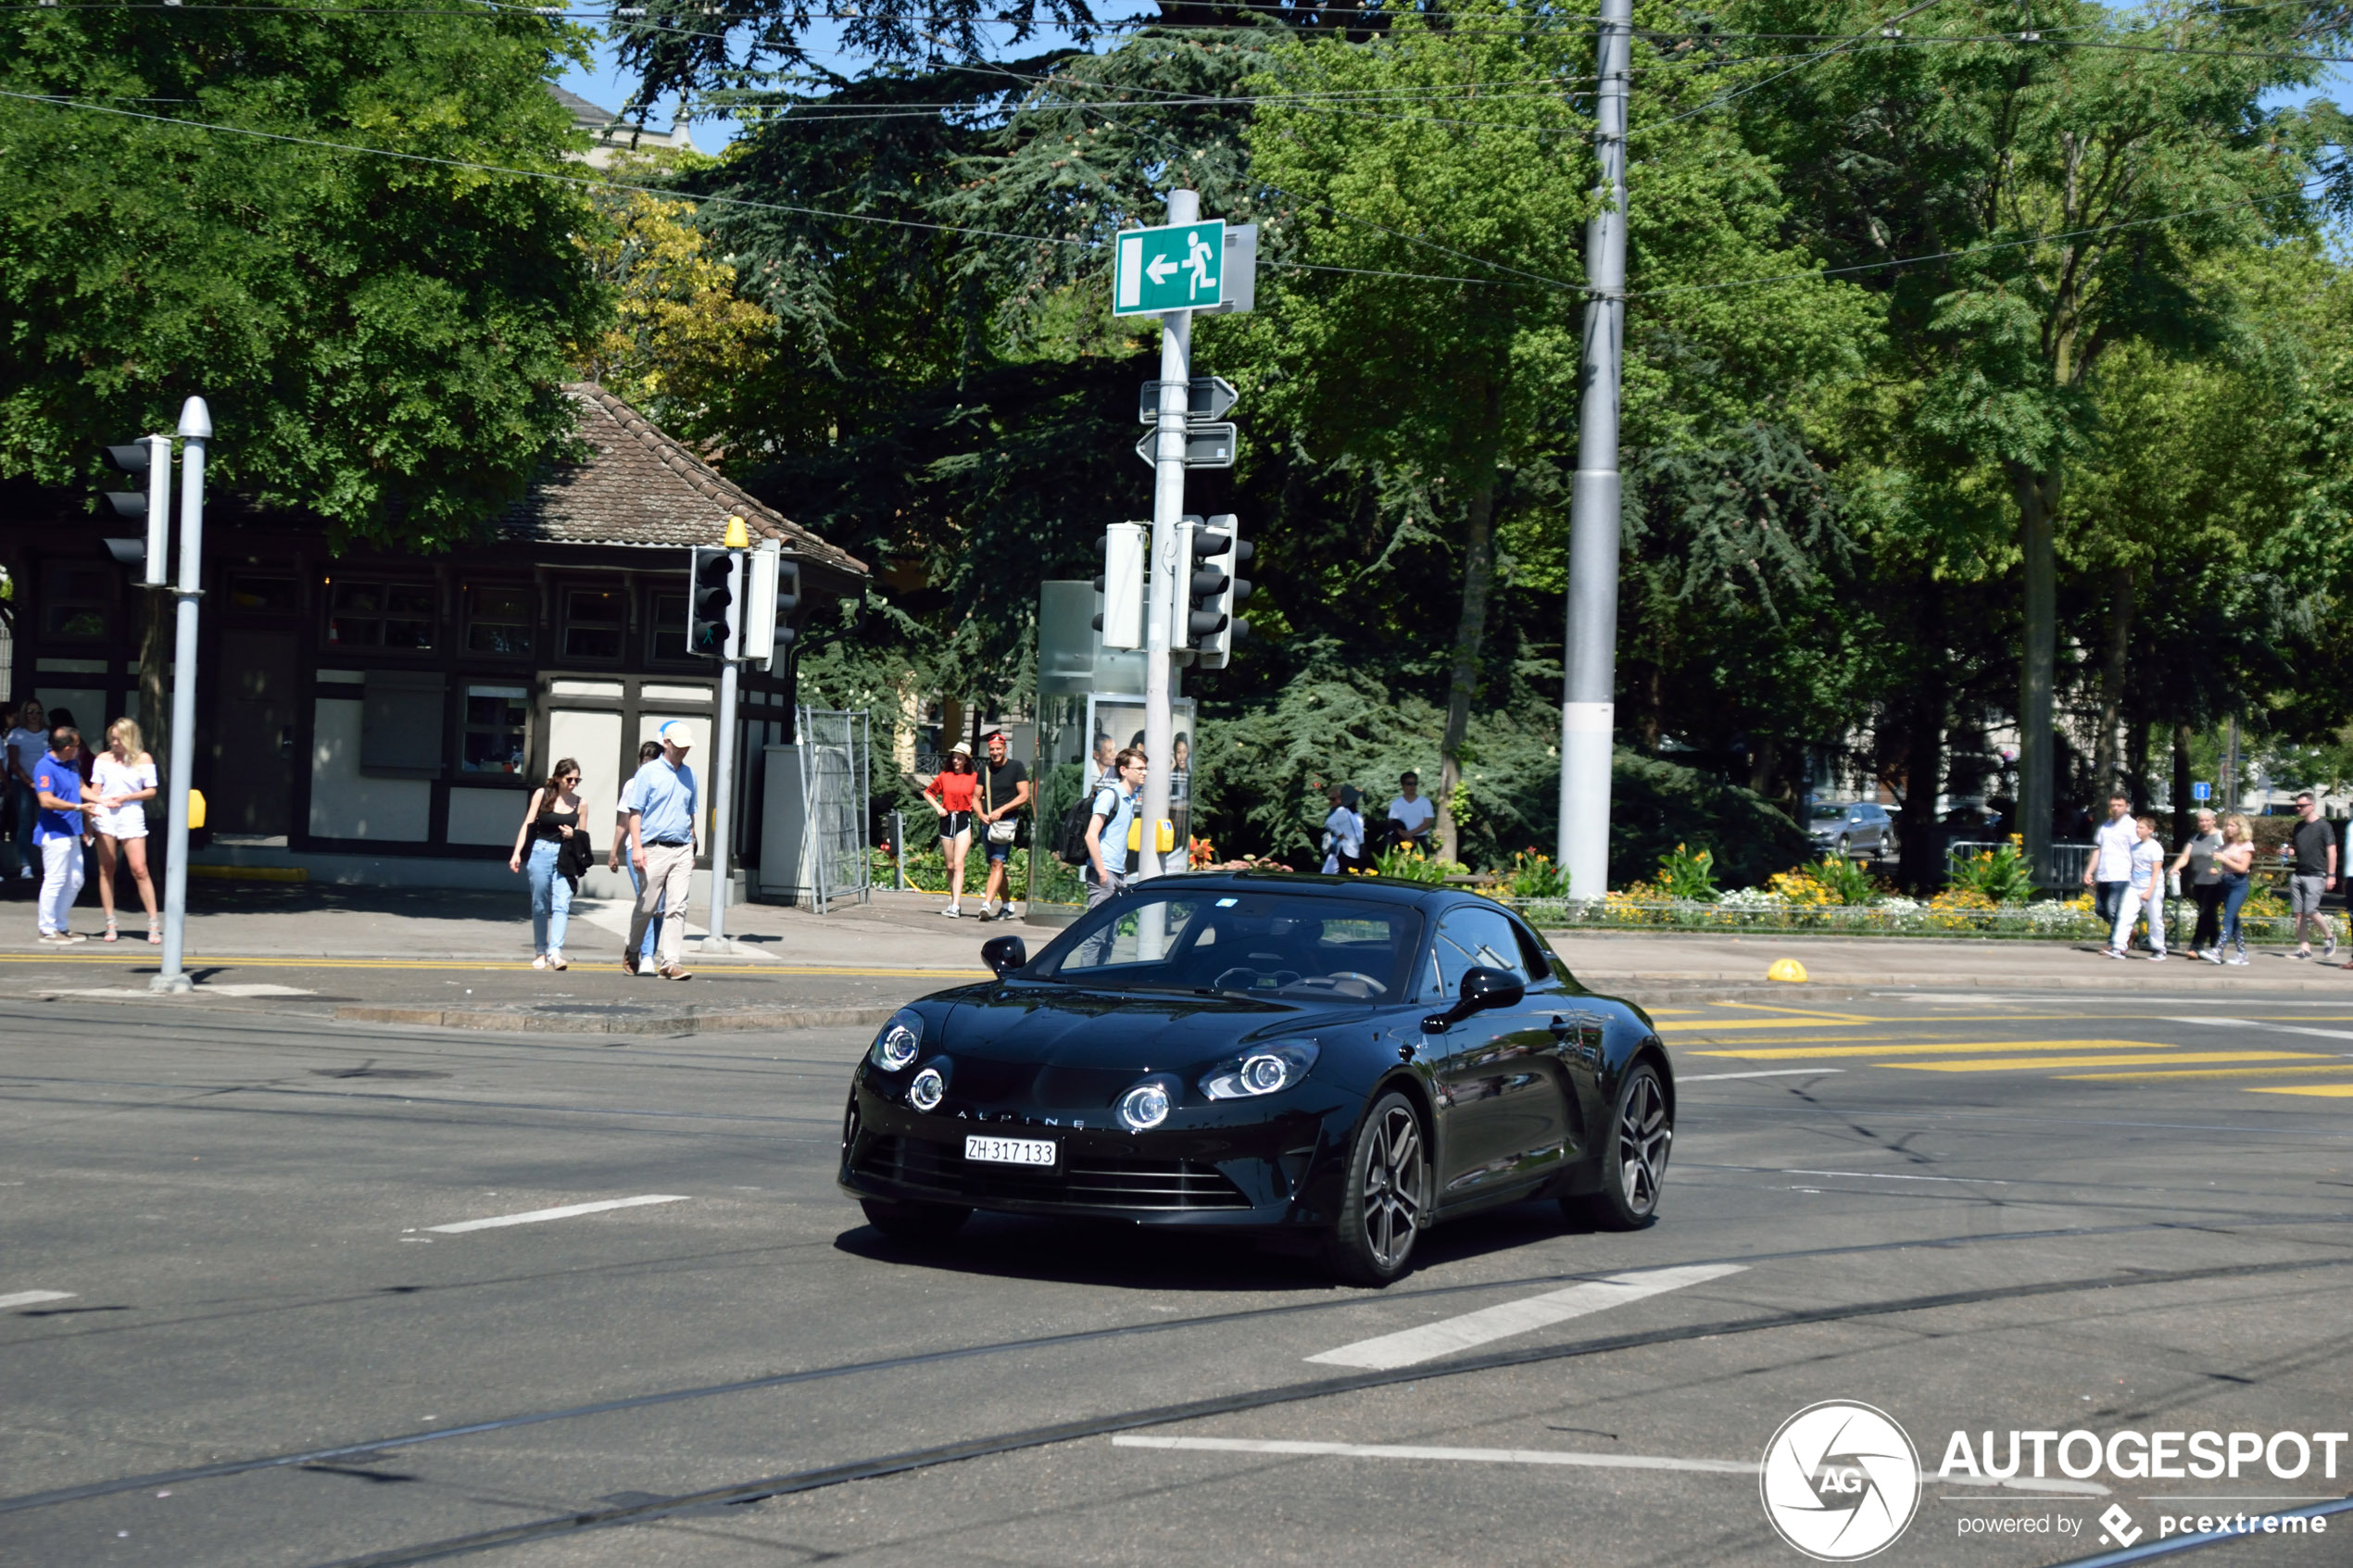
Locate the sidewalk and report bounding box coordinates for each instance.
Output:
[0,876,2343,1031]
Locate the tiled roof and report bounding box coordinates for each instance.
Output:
[500,383,866,576]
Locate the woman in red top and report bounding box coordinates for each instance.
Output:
[924,743,980,917]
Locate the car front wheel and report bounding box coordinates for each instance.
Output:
[1326,1091,1428,1286]
[1572,1061,1671,1231]
[861,1197,970,1244]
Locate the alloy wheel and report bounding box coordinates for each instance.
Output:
[1361,1104,1426,1270]
[1616,1071,1670,1214]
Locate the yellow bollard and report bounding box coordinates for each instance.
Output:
[188,788,207,830]
[1767,958,1808,984]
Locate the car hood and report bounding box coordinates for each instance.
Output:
[925,984,1354,1110]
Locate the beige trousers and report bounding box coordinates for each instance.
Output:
[630,843,694,968]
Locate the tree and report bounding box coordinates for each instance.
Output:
[0,0,608,551]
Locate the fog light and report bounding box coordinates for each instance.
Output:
[1117,1082,1171,1131]
[910,1068,945,1112]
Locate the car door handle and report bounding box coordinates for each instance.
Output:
[1550,1014,1571,1035]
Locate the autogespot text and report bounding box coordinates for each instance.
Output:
[1937,1427,2349,1482]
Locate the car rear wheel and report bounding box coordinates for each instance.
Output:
[1572,1062,1671,1231]
[1326,1092,1428,1286]
[861,1197,970,1244]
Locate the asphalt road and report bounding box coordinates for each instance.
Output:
[3,989,2350,1567]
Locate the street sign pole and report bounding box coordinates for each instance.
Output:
[1141,189,1198,893]
[152,396,209,995]
[1557,0,1632,898]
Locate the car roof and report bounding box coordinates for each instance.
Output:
[1137,869,1477,910]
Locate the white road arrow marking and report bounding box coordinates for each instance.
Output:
[422,1195,690,1234]
[1145,254,1178,283]
[0,1290,75,1311]
[1306,1261,1746,1370]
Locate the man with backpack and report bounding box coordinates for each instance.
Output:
[1081,746,1146,909]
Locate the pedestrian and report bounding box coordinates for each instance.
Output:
[975,730,1030,924]
[1319,784,1364,875]
[608,740,665,972]
[1082,746,1145,914]
[1090,733,1118,790]
[2083,792,2135,935]
[925,742,979,918]
[2213,813,2257,965]
[89,719,159,945]
[2106,816,2168,961]
[6,699,49,884]
[2168,808,2223,960]
[1387,771,1436,854]
[2286,790,2337,960]
[509,757,585,971]
[31,725,89,942]
[623,721,698,981]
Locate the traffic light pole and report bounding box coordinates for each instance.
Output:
[1140,187,1198,888]
[1556,0,1631,898]
[152,396,209,994]
[702,546,743,954]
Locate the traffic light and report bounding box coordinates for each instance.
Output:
[773,558,800,653]
[1189,512,1252,669]
[1092,521,1147,650]
[102,436,170,586]
[688,545,738,658]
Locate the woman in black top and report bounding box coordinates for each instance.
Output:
[509,758,586,970]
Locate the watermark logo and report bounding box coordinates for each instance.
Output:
[2098,1505,2144,1547]
[1761,1400,1922,1561]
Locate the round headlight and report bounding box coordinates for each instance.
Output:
[1117,1082,1171,1132]
[870,1010,923,1072]
[909,1067,945,1112]
[1201,1042,1319,1100]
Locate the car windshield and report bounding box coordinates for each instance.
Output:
[1029,887,1423,1003]
[1811,805,1847,822]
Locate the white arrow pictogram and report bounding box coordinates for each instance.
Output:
[1145,254,1178,284]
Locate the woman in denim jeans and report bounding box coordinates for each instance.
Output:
[2212,813,2257,965]
[508,758,584,970]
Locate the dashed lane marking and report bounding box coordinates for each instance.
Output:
[1890,1051,2326,1073]
[2246,1084,2353,1098]
[2057,1063,2353,1082]
[1303,1263,1746,1371]
[0,1290,74,1311]
[1111,1435,1758,1474]
[1692,1039,2184,1060]
[2166,1016,2353,1044]
[420,1195,691,1234]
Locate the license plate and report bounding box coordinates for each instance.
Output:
[964,1135,1056,1167]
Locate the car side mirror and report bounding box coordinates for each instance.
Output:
[982,934,1027,975]
[1420,965,1525,1034]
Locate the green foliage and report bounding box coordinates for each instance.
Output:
[0,0,607,549]
[1609,751,1811,889]
[1654,843,1720,903]
[1502,850,1567,900]
[1947,841,2035,905]
[1371,842,1466,884]
[1797,854,1883,908]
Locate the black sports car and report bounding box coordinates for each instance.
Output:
[838,872,1674,1284]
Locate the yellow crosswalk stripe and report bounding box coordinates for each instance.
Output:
[2058,1063,2353,1082]
[1658,1018,1885,1031]
[1690,1039,2177,1060]
[2246,1084,2353,1098]
[1892,1051,2326,1073]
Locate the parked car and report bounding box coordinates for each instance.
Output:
[1809,800,1898,860]
[839,874,1677,1286]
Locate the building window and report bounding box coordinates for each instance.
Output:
[467,584,533,656]
[328,581,434,650]
[459,684,530,776]
[227,575,298,614]
[562,587,625,660]
[649,592,690,662]
[41,563,110,639]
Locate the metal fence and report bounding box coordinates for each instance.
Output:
[796,706,871,914]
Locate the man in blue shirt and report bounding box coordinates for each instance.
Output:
[1083,746,1146,911]
[32,727,89,943]
[624,721,699,979]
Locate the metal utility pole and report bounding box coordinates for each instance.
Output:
[152,396,208,995]
[1556,0,1631,898]
[1140,187,1198,884]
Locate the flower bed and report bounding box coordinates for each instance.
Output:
[1502,890,2297,944]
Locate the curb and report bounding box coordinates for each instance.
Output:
[333,1003,900,1036]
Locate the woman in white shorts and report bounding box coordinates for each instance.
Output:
[91,718,160,944]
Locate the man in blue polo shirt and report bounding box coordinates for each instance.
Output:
[32,726,89,943]
[624,721,699,980]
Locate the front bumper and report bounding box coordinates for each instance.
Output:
[837,1073,1344,1229]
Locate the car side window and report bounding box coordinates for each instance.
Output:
[1418,907,1531,999]
[1510,919,1559,985]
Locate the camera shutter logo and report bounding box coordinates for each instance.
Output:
[1760,1401,1922,1560]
